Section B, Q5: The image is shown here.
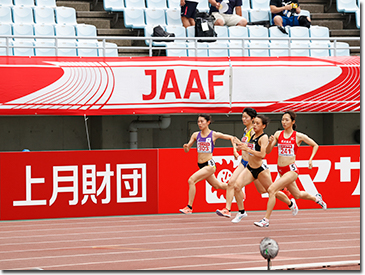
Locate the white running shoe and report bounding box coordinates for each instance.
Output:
[231,212,248,223]
[315,193,327,210]
[290,198,299,216]
[254,218,269,228]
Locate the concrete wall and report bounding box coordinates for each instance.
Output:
[0,113,360,152]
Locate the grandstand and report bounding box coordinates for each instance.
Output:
[0,0,360,56]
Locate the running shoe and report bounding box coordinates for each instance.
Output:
[216,208,231,218]
[290,198,299,216]
[315,193,327,210]
[179,206,192,214]
[254,218,269,228]
[231,212,248,223]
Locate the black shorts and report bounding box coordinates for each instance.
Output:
[198,159,216,169]
[247,163,269,179]
[181,1,198,19]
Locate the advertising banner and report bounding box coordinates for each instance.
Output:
[0,145,359,220]
[0,56,359,115]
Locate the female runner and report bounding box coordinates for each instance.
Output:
[254,110,327,228]
[179,114,237,214]
[216,108,298,223]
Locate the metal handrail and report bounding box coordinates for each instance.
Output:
[0,35,360,57]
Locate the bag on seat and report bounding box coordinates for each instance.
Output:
[152,25,175,42]
[194,11,217,42]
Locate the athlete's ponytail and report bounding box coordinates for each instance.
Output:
[283,110,297,130]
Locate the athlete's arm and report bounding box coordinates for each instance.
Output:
[266,131,280,154]
[183,132,198,153]
[297,132,319,169]
[243,134,269,159]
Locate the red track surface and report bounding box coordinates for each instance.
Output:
[0,208,360,271]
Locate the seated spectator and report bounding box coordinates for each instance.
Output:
[270,0,311,33]
[209,0,247,27]
[181,0,199,28]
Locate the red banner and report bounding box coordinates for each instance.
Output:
[0,145,359,220]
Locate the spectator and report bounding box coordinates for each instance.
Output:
[181,0,199,28]
[270,0,311,33]
[209,0,247,26]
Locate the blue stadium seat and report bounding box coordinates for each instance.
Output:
[34,23,55,42]
[165,25,186,43]
[289,26,310,43]
[214,25,229,43]
[13,0,34,7]
[146,0,167,9]
[145,8,166,27]
[309,41,330,57]
[97,41,118,56]
[57,40,77,56]
[269,41,289,56]
[228,25,248,44]
[124,0,146,9]
[309,25,330,43]
[197,0,209,13]
[12,23,34,41]
[34,40,55,56]
[290,40,310,56]
[0,6,12,24]
[329,42,350,56]
[268,25,289,42]
[166,42,187,56]
[355,9,360,28]
[165,8,182,25]
[208,41,229,57]
[55,6,77,25]
[55,23,76,42]
[241,0,250,10]
[167,0,179,9]
[0,0,13,6]
[12,6,34,24]
[186,41,208,56]
[75,24,97,42]
[248,40,269,56]
[144,24,167,46]
[13,40,34,56]
[35,0,56,7]
[298,9,310,18]
[103,0,125,12]
[0,23,12,42]
[248,9,270,23]
[336,0,358,13]
[251,0,270,10]
[228,40,249,56]
[186,25,195,41]
[33,6,56,25]
[123,8,146,29]
[247,25,268,41]
[77,41,98,56]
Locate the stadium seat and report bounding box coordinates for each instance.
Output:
[355,9,360,28]
[165,25,186,43]
[248,9,270,23]
[269,40,289,56]
[145,8,166,27]
[309,25,330,43]
[35,0,56,7]
[97,41,118,56]
[197,0,209,13]
[248,40,269,56]
[12,23,34,41]
[146,0,167,9]
[77,41,98,56]
[55,24,76,42]
[289,26,310,43]
[228,40,249,56]
[241,0,250,10]
[186,41,208,56]
[228,25,248,44]
[75,24,97,42]
[0,6,12,24]
[167,0,179,9]
[240,9,249,21]
[165,8,182,25]
[33,6,56,25]
[12,6,34,24]
[34,23,55,42]
[208,41,229,57]
[214,25,229,43]
[165,42,187,56]
[123,8,146,29]
[13,0,35,7]
[329,41,350,56]
[0,0,13,6]
[103,0,125,12]
[268,25,289,42]
[247,25,268,41]
[13,40,34,56]
[34,40,55,56]
[57,40,77,56]
[336,0,358,13]
[289,40,310,56]
[309,41,330,57]
[0,23,12,42]
[298,9,311,18]
[124,0,146,9]
[251,0,270,10]
[0,40,13,55]
[55,7,77,25]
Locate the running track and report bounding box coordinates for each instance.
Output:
[1,208,360,271]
